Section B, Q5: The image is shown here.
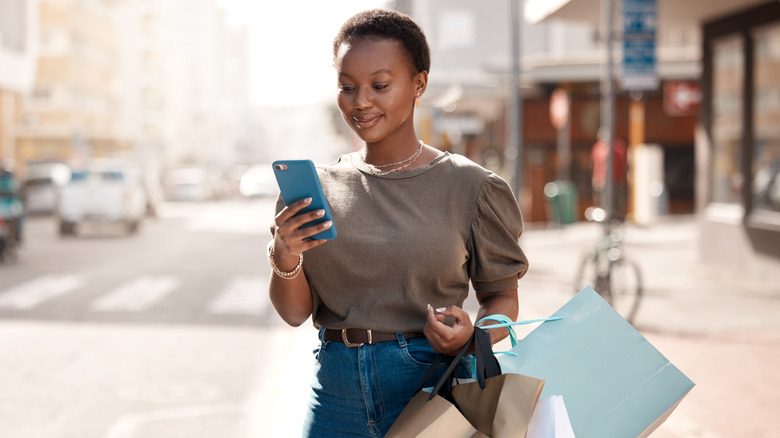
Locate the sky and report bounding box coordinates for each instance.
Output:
[217,0,388,107]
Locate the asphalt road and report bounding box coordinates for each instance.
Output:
[0,198,317,438]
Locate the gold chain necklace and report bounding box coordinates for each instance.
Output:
[361,141,424,175]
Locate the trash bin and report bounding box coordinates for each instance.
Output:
[544,180,578,225]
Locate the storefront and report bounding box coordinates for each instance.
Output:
[700,2,780,289]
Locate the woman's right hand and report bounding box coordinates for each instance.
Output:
[269,197,330,327]
[272,197,331,261]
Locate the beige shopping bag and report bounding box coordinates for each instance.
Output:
[452,373,545,437]
[387,327,544,438]
[386,390,485,438]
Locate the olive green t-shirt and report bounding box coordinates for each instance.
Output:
[273,152,528,333]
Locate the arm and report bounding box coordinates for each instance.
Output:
[423,288,518,355]
[268,198,332,327]
[473,288,519,345]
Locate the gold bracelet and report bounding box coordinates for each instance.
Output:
[267,244,303,279]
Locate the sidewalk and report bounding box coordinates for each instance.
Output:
[516,215,780,437]
[519,215,780,336]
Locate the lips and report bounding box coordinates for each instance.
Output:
[353,113,382,129]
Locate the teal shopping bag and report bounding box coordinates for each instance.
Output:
[498,287,695,438]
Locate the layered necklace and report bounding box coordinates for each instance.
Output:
[360,140,424,176]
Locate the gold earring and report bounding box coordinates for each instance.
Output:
[415,94,421,109]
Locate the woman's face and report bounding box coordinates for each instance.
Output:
[335,37,426,145]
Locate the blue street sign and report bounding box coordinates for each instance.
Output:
[622,0,658,90]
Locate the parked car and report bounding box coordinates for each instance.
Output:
[57,162,147,236]
[21,162,71,214]
[165,168,215,202]
[239,164,278,198]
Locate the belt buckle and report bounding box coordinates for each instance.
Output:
[342,328,370,347]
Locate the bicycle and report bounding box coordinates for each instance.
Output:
[574,207,643,324]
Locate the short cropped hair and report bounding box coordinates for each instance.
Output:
[333,9,431,74]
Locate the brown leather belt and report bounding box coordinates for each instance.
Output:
[323,328,425,347]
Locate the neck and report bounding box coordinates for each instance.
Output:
[362,137,422,167]
[360,140,425,175]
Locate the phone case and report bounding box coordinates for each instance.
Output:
[272,160,337,240]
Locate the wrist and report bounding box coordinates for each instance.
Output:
[267,243,303,279]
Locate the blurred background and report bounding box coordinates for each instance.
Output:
[0,0,779,437]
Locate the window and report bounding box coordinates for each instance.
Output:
[32,87,51,100]
[753,24,780,213]
[711,35,744,204]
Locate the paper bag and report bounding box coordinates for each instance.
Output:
[499,287,695,438]
[386,390,484,438]
[452,373,544,437]
[527,395,576,438]
[388,327,544,438]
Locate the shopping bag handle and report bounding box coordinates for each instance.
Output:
[419,326,500,402]
[476,315,562,348]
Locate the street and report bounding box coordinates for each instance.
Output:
[0,199,779,437]
[0,198,317,438]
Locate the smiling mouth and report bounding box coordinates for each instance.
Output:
[353,114,382,129]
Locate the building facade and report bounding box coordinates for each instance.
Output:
[399,0,699,222]
[6,0,250,182]
[113,0,250,173]
[0,0,38,171]
[16,0,123,168]
[530,0,780,291]
[700,2,780,290]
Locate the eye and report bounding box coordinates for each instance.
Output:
[339,84,355,92]
[374,84,389,90]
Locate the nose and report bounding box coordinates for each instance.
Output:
[354,88,372,110]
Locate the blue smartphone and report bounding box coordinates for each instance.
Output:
[272,160,337,240]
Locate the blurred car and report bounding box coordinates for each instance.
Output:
[239,164,278,198]
[21,162,71,214]
[165,168,215,202]
[57,161,147,236]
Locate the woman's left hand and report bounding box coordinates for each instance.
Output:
[423,304,475,355]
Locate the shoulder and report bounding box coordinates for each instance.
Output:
[440,154,511,193]
[440,153,493,182]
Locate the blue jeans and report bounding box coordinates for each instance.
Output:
[302,329,473,437]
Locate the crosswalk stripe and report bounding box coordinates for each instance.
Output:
[0,275,84,310]
[207,275,269,315]
[90,276,180,312]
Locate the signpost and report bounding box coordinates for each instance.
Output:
[622,0,658,221]
[621,0,658,91]
[664,81,702,116]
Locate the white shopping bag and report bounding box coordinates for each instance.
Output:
[527,395,576,438]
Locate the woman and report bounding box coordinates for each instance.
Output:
[268,9,528,437]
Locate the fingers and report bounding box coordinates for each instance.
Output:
[424,304,474,355]
[274,197,313,229]
[273,198,332,254]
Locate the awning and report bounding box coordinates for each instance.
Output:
[526,0,771,27]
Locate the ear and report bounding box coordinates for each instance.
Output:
[414,70,428,97]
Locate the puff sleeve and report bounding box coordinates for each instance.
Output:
[468,173,529,292]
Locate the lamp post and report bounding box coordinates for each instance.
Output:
[508,0,524,202]
[602,0,616,231]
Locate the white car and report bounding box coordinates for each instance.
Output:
[22,163,71,214]
[57,163,147,236]
[165,168,215,202]
[239,164,278,198]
